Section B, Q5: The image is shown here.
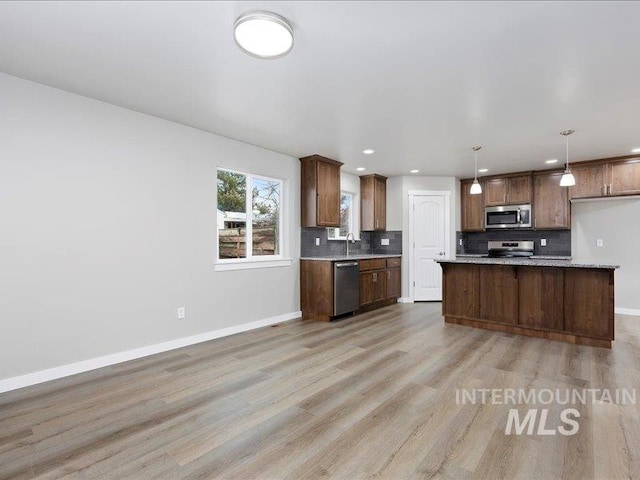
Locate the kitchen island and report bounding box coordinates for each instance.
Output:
[438,257,619,348]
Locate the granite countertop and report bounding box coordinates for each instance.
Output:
[439,257,619,269]
[456,254,573,260]
[301,254,402,261]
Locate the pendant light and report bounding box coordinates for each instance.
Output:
[559,129,576,187]
[470,146,483,195]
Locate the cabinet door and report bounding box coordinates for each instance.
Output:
[479,266,518,324]
[609,159,640,196]
[484,178,508,206]
[533,172,570,229]
[460,180,484,231]
[386,267,401,299]
[518,267,563,330]
[442,264,479,319]
[360,271,386,305]
[570,163,607,199]
[564,269,613,338]
[374,177,386,230]
[316,160,341,227]
[507,175,532,204]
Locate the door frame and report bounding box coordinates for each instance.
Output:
[408,190,451,303]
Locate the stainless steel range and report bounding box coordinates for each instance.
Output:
[487,240,534,258]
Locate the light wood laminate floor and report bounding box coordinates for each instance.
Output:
[1,303,640,479]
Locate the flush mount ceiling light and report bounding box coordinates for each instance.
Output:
[356,167,366,171]
[478,168,489,173]
[234,11,293,59]
[559,130,576,187]
[363,149,375,155]
[470,146,483,195]
[631,148,640,153]
[410,169,420,173]
[545,159,559,164]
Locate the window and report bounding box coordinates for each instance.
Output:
[217,168,285,266]
[328,192,354,240]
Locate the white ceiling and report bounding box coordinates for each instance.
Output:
[1,1,640,177]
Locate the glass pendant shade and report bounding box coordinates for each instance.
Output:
[470,179,482,195]
[560,170,576,187]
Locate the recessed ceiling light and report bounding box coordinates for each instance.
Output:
[234,11,294,59]
[410,169,419,173]
[356,167,366,171]
[478,168,489,173]
[362,149,375,155]
[631,148,640,153]
[545,159,559,164]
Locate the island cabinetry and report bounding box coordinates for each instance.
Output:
[360,174,387,231]
[518,267,563,330]
[441,261,616,348]
[442,264,479,318]
[564,269,614,338]
[533,171,570,229]
[460,179,484,232]
[479,266,518,324]
[300,155,343,227]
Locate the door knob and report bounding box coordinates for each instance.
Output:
[439,251,445,256]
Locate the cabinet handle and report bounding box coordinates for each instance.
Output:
[609,183,613,195]
[387,271,390,279]
[373,273,377,282]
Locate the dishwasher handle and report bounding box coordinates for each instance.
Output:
[335,262,358,268]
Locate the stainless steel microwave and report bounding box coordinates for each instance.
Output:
[485,204,532,229]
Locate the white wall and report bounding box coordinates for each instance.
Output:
[572,198,640,312]
[386,175,458,298]
[0,73,301,382]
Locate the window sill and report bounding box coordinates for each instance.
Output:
[214,258,293,272]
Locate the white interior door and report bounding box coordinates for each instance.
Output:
[411,194,449,301]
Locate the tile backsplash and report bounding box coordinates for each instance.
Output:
[301,228,402,257]
[458,229,571,256]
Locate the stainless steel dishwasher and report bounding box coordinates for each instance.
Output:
[334,261,360,316]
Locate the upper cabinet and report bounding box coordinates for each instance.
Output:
[360,174,387,231]
[460,179,484,232]
[484,174,532,206]
[300,155,343,227]
[571,157,640,199]
[533,171,570,229]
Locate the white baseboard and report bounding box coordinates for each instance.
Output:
[398,297,413,303]
[615,307,640,316]
[0,310,302,394]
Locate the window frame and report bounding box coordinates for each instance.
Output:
[215,167,290,271]
[327,190,356,241]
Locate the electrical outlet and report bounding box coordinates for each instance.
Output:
[541,239,547,247]
[177,307,186,320]
[315,238,320,246]
[597,238,604,247]
[459,239,463,246]
[381,238,390,246]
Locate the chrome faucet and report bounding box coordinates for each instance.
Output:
[345,232,356,256]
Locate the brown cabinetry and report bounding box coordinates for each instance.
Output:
[609,158,640,196]
[570,163,607,199]
[460,179,484,232]
[360,270,387,306]
[386,258,401,299]
[441,262,616,348]
[533,171,570,229]
[479,265,518,324]
[360,174,387,231]
[570,157,640,199]
[484,175,532,206]
[300,155,342,227]
[359,257,401,308]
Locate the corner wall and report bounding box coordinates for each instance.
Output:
[0,73,301,383]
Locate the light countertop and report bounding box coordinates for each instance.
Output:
[439,257,619,269]
[301,254,402,261]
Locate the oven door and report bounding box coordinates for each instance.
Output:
[485,207,519,229]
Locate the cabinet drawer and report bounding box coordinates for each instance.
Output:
[359,258,387,272]
[386,257,401,268]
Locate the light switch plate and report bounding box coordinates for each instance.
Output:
[177,307,186,320]
[315,238,320,246]
[597,238,604,247]
[541,239,547,247]
[381,238,390,246]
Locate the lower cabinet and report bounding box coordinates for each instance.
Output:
[479,265,518,324]
[360,270,387,306]
[359,257,402,309]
